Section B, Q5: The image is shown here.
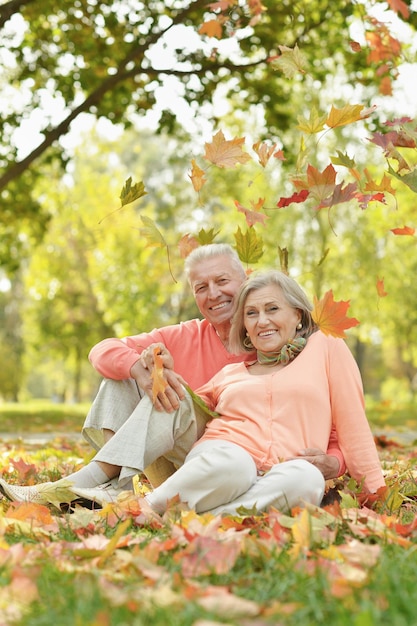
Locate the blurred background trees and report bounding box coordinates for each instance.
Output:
[0,0,416,402]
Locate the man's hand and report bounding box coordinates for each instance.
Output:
[130,343,187,412]
[288,448,341,480]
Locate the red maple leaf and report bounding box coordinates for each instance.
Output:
[277,189,309,208]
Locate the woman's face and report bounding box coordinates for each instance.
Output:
[243,284,302,353]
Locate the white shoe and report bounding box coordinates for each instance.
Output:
[0,478,53,505]
[71,482,133,508]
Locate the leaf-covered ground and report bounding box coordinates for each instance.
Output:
[0,432,416,626]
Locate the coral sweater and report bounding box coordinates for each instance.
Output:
[195,331,384,493]
[89,320,346,475]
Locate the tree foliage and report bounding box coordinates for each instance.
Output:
[1,0,416,271]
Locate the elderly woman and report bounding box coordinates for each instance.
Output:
[144,269,385,515]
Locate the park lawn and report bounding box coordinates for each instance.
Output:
[0,402,416,625]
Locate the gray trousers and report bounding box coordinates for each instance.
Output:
[83,378,210,487]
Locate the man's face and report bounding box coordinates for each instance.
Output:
[189,255,245,327]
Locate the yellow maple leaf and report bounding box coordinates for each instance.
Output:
[312,290,360,338]
[204,130,251,169]
[326,104,369,129]
[151,347,168,402]
[297,107,327,134]
[189,158,207,192]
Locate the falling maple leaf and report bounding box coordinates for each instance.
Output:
[297,107,327,134]
[99,177,147,223]
[376,277,388,298]
[390,225,415,236]
[204,130,251,168]
[270,44,308,78]
[326,104,372,129]
[234,199,268,227]
[234,226,264,264]
[198,19,223,38]
[151,347,168,403]
[316,181,358,211]
[252,140,278,167]
[189,159,207,192]
[294,163,336,204]
[120,177,147,207]
[178,234,199,258]
[277,189,309,208]
[312,290,360,338]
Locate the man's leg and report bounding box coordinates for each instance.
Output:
[146,440,258,514]
[90,390,210,487]
[207,459,325,516]
[82,378,143,450]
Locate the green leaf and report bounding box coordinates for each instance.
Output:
[120,177,147,207]
[184,384,220,419]
[331,150,356,169]
[234,226,264,264]
[271,44,308,78]
[139,216,167,248]
[388,164,417,193]
[197,228,221,245]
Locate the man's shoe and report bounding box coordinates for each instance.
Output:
[71,482,133,509]
[0,478,53,505]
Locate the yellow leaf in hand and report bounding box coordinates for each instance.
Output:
[151,347,168,403]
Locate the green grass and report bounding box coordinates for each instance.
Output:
[0,400,90,434]
[0,400,417,626]
[1,399,416,436]
[7,545,417,626]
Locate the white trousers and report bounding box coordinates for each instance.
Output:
[146,439,325,515]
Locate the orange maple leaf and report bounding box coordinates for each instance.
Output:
[189,159,207,192]
[390,225,415,236]
[204,130,251,169]
[376,277,388,298]
[151,347,168,402]
[235,199,268,227]
[198,19,223,38]
[303,163,337,202]
[252,140,278,168]
[363,170,396,195]
[178,234,199,258]
[312,290,360,338]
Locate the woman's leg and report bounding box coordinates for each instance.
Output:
[146,440,258,514]
[207,459,326,516]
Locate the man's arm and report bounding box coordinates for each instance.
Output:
[89,335,187,412]
[289,427,347,480]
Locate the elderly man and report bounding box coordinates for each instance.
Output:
[0,244,344,506]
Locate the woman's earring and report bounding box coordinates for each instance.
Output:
[243,335,254,349]
[296,322,302,330]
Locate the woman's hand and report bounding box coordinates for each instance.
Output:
[130,343,187,412]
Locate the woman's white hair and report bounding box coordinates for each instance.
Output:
[229,269,317,354]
